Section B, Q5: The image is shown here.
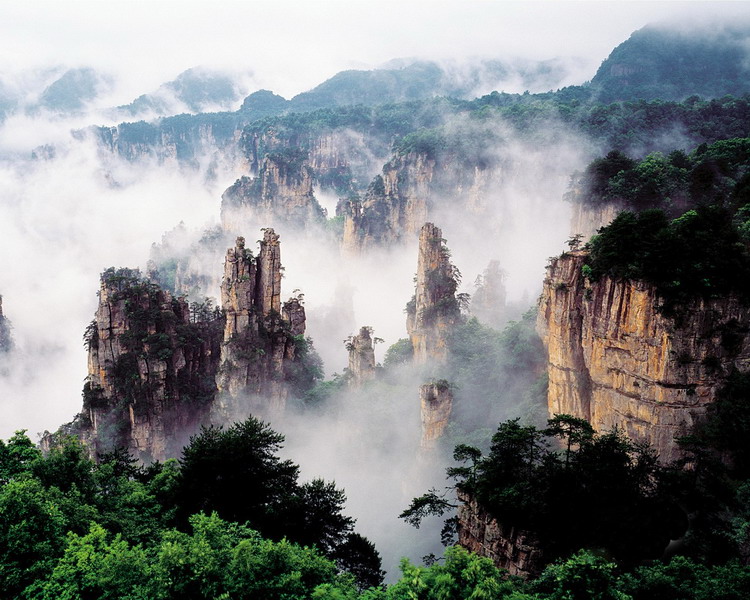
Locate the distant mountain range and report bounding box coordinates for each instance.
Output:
[1,22,749,126]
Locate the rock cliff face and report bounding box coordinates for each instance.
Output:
[242,130,386,192]
[346,326,377,387]
[419,381,453,448]
[407,223,460,364]
[537,251,750,462]
[457,491,544,578]
[340,153,433,250]
[228,129,389,237]
[215,232,306,417]
[0,295,12,354]
[340,151,502,252]
[96,120,248,173]
[569,200,625,241]
[221,154,326,229]
[82,269,222,462]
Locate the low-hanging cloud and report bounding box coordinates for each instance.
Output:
[0,131,232,439]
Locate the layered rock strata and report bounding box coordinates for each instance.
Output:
[537,251,750,462]
[346,326,377,387]
[419,381,453,448]
[82,269,222,462]
[216,231,306,417]
[457,491,544,578]
[407,223,460,364]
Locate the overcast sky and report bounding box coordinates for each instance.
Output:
[2,1,749,100]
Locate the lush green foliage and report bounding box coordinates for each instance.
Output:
[590,25,750,103]
[0,419,382,597]
[383,338,413,368]
[586,205,750,307]
[472,419,683,564]
[4,424,750,598]
[574,137,750,214]
[445,311,548,443]
[31,514,345,600]
[173,418,382,586]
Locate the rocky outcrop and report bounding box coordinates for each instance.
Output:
[95,119,249,172]
[340,153,433,251]
[340,151,502,252]
[537,251,750,462]
[215,232,306,417]
[81,269,222,462]
[346,326,377,387]
[69,230,311,461]
[221,153,326,229]
[457,491,544,578]
[242,129,386,192]
[224,128,391,234]
[569,200,625,242]
[471,260,507,328]
[407,223,460,364]
[419,380,453,448]
[0,295,12,354]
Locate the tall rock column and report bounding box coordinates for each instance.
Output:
[216,231,306,418]
[419,380,453,448]
[221,236,257,340]
[258,228,282,316]
[346,326,377,387]
[407,223,460,364]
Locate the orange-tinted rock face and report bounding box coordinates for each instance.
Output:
[537,251,750,462]
[407,223,459,364]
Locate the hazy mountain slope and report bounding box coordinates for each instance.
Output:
[118,67,250,116]
[590,23,750,102]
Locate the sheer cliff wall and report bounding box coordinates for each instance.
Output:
[537,251,750,462]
